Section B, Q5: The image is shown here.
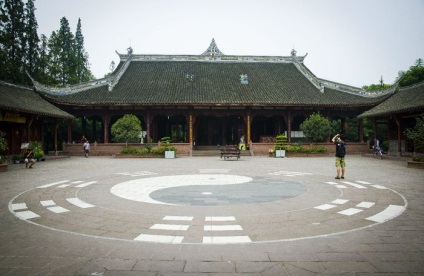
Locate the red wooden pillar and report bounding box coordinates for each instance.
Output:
[286,110,292,143]
[27,117,34,142]
[246,113,251,147]
[102,114,111,144]
[67,119,72,143]
[54,121,59,155]
[358,118,364,143]
[146,111,151,142]
[372,118,377,148]
[396,118,401,156]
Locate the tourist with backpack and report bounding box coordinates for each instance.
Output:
[332,133,346,179]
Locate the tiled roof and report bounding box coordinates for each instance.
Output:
[0,81,74,119]
[359,81,424,118]
[37,60,390,107]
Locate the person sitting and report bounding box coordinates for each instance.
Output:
[24,148,36,169]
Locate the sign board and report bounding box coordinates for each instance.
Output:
[0,113,26,123]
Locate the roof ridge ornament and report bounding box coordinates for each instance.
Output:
[201,38,224,57]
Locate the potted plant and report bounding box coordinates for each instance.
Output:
[0,131,8,172]
[160,137,176,159]
[29,141,45,161]
[274,134,287,158]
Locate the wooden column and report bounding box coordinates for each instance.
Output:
[27,117,34,142]
[189,113,193,148]
[146,112,151,142]
[286,111,292,143]
[82,116,87,138]
[372,118,377,147]
[102,114,111,144]
[246,113,251,147]
[396,118,401,156]
[54,121,60,156]
[358,118,364,143]
[92,118,97,142]
[67,119,72,143]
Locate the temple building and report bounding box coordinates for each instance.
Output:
[2,39,421,156]
[0,81,73,155]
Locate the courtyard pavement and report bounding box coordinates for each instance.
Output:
[0,154,423,275]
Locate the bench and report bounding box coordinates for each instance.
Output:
[220,145,241,160]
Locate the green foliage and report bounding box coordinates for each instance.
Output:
[111,114,142,143]
[399,59,424,87]
[362,83,391,92]
[0,131,8,154]
[28,141,44,158]
[404,116,424,150]
[274,134,287,150]
[159,136,176,151]
[120,146,138,154]
[121,146,164,155]
[300,113,331,142]
[0,0,93,86]
[282,143,327,153]
[150,147,165,154]
[412,155,424,162]
[0,0,27,84]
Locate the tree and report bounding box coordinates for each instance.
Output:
[300,113,331,142]
[74,18,93,83]
[57,17,76,86]
[399,58,424,87]
[24,0,39,82]
[0,0,26,84]
[111,114,142,144]
[47,30,61,85]
[404,116,424,151]
[362,76,391,91]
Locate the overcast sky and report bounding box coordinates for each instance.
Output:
[34,0,423,88]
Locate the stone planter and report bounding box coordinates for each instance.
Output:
[0,163,8,172]
[114,153,162,158]
[275,149,286,158]
[285,152,330,157]
[407,161,424,169]
[165,151,176,159]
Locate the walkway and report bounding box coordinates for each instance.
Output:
[0,155,423,275]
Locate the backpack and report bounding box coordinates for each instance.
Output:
[336,142,346,157]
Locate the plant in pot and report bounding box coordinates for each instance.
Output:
[160,136,176,159]
[29,141,45,161]
[0,131,8,171]
[274,134,287,158]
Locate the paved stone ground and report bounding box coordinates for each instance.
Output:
[0,155,423,275]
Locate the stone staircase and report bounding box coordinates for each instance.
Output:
[192,145,251,157]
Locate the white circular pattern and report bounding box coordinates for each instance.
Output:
[110,174,253,205]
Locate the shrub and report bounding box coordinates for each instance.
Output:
[300,113,331,142]
[111,114,142,144]
[138,148,149,155]
[150,147,165,154]
[274,134,287,150]
[412,155,424,162]
[121,146,138,154]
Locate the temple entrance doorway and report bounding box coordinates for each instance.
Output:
[195,115,245,146]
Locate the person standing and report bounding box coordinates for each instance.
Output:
[83,140,90,158]
[332,134,346,179]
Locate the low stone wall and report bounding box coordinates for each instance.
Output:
[250,142,370,156]
[62,142,191,156]
[407,161,424,169]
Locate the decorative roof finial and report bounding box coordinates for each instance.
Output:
[291,48,297,57]
[201,38,224,56]
[127,46,133,55]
